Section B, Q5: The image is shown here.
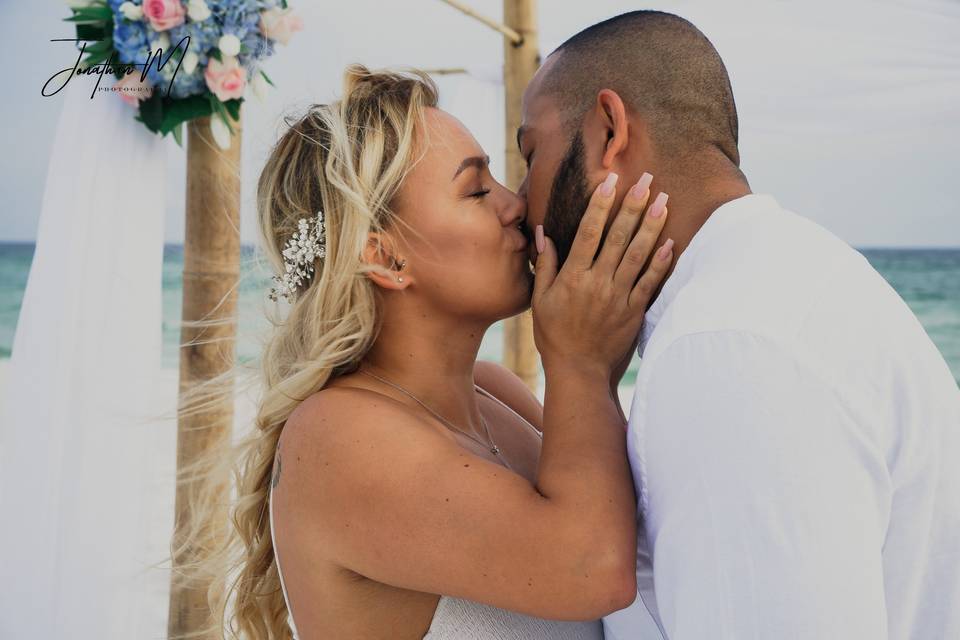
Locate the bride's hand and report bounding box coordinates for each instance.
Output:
[532,172,673,380]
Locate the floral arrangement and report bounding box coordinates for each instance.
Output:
[65,0,302,148]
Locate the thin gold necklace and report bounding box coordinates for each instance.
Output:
[359,368,508,465]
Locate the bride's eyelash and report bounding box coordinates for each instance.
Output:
[470,188,491,199]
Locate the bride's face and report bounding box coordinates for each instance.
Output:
[387,107,534,321]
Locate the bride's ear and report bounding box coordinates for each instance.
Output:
[362,232,411,291]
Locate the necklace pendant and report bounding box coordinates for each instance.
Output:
[491,445,500,455]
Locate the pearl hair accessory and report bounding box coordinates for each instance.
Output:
[267,210,326,302]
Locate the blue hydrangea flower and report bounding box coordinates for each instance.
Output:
[113,12,150,65]
[98,0,290,101]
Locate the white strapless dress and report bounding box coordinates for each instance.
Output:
[268,384,605,639]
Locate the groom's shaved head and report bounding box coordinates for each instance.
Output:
[536,10,740,164]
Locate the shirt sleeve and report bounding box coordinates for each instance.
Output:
[637,330,891,639]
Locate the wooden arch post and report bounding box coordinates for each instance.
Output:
[437,0,540,391]
[501,0,540,391]
[167,114,242,639]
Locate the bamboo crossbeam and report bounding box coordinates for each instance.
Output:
[438,0,523,44]
[422,67,468,76]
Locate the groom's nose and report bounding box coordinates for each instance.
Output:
[517,174,529,202]
[503,193,527,229]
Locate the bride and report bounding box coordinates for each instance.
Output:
[176,64,672,639]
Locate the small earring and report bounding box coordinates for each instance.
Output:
[397,276,404,283]
[395,258,407,271]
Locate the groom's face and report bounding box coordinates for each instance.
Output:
[519,53,622,268]
[517,91,594,268]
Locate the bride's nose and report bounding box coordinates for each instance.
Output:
[500,189,527,229]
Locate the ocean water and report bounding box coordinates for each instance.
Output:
[1,243,958,384]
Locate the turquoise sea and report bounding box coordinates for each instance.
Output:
[0,243,958,384]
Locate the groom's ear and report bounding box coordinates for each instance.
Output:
[591,89,633,170]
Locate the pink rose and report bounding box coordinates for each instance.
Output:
[259,8,303,45]
[143,0,186,32]
[114,72,153,107]
[204,56,247,102]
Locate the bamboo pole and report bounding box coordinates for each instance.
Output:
[167,114,242,639]
[439,0,523,44]
[502,0,540,391]
[422,67,469,76]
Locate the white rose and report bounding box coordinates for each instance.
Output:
[259,8,304,46]
[187,0,211,22]
[118,2,143,20]
[181,50,199,75]
[251,71,269,101]
[210,114,232,150]
[150,33,171,52]
[218,34,241,57]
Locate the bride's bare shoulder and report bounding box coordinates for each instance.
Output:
[280,377,454,459]
[472,360,543,431]
[287,379,418,434]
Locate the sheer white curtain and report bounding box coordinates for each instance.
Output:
[0,78,175,639]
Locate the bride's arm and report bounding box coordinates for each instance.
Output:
[280,385,634,621]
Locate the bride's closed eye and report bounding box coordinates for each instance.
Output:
[469,188,491,199]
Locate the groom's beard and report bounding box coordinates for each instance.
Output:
[544,131,593,268]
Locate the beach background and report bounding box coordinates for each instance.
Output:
[1,241,958,417]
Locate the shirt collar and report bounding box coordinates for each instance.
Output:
[636,192,781,357]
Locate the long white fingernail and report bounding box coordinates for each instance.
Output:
[649,192,669,218]
[600,172,619,197]
[658,238,675,260]
[630,172,653,199]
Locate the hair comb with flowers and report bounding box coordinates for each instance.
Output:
[268,210,327,302]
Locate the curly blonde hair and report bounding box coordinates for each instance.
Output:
[166,63,439,639]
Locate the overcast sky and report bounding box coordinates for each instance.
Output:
[2,0,958,247]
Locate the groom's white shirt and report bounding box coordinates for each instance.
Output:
[602,194,960,639]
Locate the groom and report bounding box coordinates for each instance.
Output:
[519,10,960,639]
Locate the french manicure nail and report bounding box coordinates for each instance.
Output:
[630,172,653,199]
[535,224,545,254]
[649,192,669,218]
[658,238,675,260]
[600,172,619,197]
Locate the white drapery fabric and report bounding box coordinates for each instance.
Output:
[0,79,174,638]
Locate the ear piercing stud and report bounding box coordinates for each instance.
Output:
[392,257,406,283]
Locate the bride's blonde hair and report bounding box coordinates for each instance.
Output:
[167,63,439,639]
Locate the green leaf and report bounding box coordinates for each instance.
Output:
[64,15,110,24]
[72,5,113,20]
[210,49,222,63]
[172,122,184,147]
[223,98,242,121]
[260,70,275,87]
[159,94,215,135]
[84,38,114,54]
[75,24,108,41]
[79,49,113,70]
[209,96,235,135]
[138,92,165,134]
